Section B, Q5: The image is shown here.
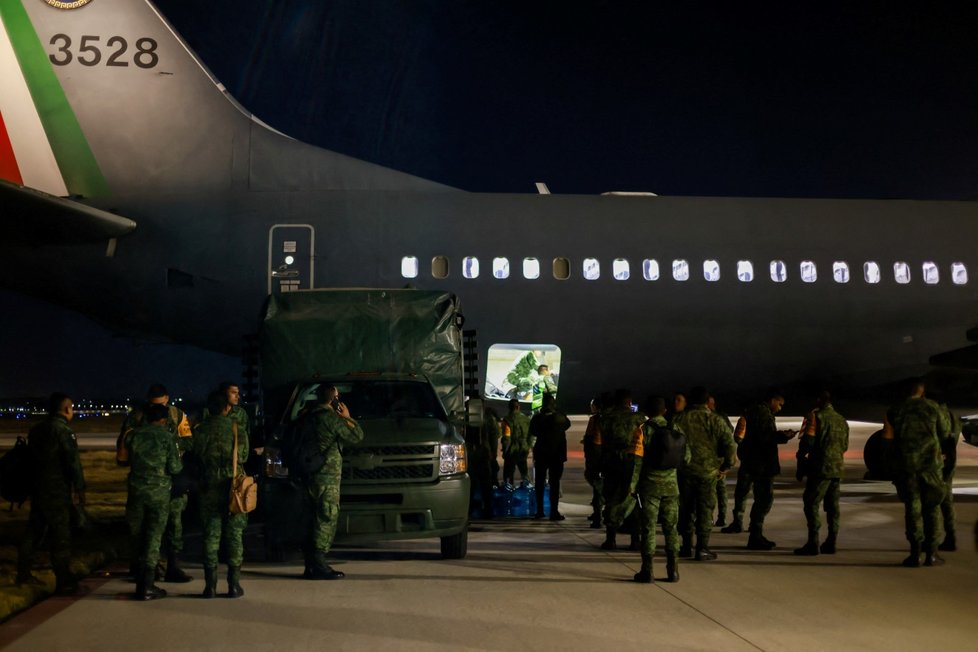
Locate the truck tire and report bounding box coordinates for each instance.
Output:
[440,528,468,559]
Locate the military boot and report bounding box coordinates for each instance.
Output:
[747,526,776,550]
[694,546,717,561]
[163,551,193,583]
[902,542,921,567]
[154,558,166,582]
[137,566,167,601]
[600,528,617,551]
[720,520,743,534]
[629,533,641,551]
[633,562,653,584]
[678,534,692,558]
[666,553,679,582]
[938,532,956,552]
[308,552,345,580]
[202,566,218,599]
[227,566,245,598]
[794,532,819,556]
[820,532,837,554]
[922,547,945,567]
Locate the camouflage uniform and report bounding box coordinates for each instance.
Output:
[672,404,735,555]
[582,412,605,525]
[736,402,793,544]
[632,415,690,578]
[938,403,960,550]
[485,413,501,486]
[596,407,646,533]
[885,396,950,561]
[300,407,365,572]
[796,404,849,550]
[501,409,532,485]
[126,423,182,592]
[194,414,249,589]
[16,415,85,590]
[120,404,192,576]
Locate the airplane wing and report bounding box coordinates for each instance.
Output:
[0,180,136,245]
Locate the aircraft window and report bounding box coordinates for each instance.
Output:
[770,260,787,283]
[432,256,449,279]
[553,257,570,280]
[583,258,600,280]
[493,257,510,279]
[951,262,968,285]
[642,259,660,281]
[737,260,753,282]
[523,258,540,280]
[401,256,419,279]
[893,261,911,284]
[864,261,881,284]
[922,261,939,285]
[613,258,630,280]
[672,259,689,282]
[800,260,817,283]
[462,257,480,279]
[703,260,720,282]
[833,262,850,283]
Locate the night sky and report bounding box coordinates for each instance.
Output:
[2,1,978,399]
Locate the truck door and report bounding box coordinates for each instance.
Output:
[268,225,314,293]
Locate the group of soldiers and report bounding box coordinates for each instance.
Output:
[580,379,961,582]
[15,381,365,600]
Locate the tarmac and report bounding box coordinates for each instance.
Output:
[1,418,976,651]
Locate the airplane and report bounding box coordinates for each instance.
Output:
[3,0,978,420]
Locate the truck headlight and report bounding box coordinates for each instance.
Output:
[439,443,467,476]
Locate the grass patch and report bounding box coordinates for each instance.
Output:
[0,451,129,623]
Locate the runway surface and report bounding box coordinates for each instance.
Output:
[2,420,976,651]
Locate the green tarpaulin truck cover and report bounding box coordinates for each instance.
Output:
[260,289,464,414]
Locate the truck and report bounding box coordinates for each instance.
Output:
[258,289,471,559]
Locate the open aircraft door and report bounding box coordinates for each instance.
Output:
[268,225,315,294]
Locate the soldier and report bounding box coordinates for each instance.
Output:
[16,393,86,594]
[118,383,194,583]
[582,393,610,528]
[672,387,736,560]
[726,389,796,550]
[485,405,502,487]
[936,400,961,552]
[530,393,571,520]
[464,398,495,518]
[531,365,558,412]
[721,412,750,533]
[294,384,364,579]
[595,389,646,550]
[793,391,849,556]
[883,379,950,567]
[707,395,730,527]
[194,392,249,597]
[501,398,532,486]
[126,403,182,600]
[631,397,689,583]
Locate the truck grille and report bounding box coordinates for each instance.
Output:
[341,444,439,484]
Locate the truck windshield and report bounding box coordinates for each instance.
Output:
[291,381,446,422]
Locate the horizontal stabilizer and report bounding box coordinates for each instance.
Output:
[929,345,978,369]
[0,180,135,244]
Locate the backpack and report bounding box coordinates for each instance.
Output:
[0,436,33,509]
[282,412,327,479]
[646,425,686,470]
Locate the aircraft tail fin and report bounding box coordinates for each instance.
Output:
[0,0,451,199]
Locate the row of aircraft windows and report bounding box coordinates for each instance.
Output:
[400,256,970,285]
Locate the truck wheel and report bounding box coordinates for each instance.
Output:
[440,529,468,559]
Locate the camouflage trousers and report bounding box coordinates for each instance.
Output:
[736,472,775,531]
[305,472,341,555]
[17,499,72,582]
[802,477,841,536]
[161,494,188,557]
[940,467,956,537]
[126,492,169,567]
[894,470,945,550]
[715,475,728,521]
[503,452,530,485]
[198,483,247,568]
[638,492,679,567]
[679,474,716,548]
